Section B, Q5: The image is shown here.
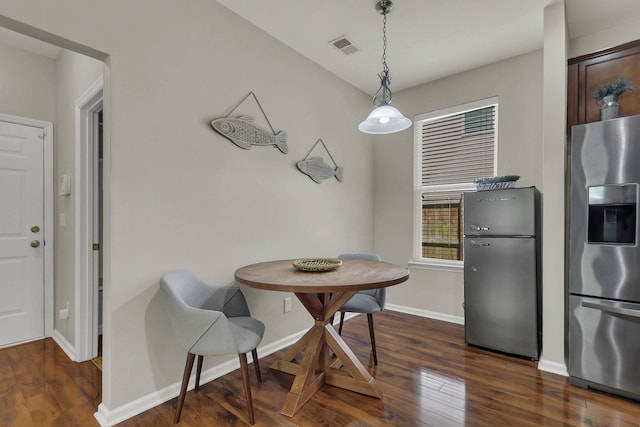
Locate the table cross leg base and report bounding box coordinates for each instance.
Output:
[235,260,408,418]
[273,312,382,417]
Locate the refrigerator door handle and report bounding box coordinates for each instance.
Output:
[470,224,490,232]
[582,301,640,319]
[471,240,490,247]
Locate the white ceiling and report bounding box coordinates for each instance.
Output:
[1,1,639,96]
[216,0,640,95]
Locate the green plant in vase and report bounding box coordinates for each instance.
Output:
[593,76,634,120]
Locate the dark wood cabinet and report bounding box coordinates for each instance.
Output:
[567,39,640,135]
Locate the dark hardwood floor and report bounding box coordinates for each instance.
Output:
[0,337,101,426]
[1,311,640,426]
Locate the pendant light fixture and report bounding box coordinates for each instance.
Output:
[358,0,411,134]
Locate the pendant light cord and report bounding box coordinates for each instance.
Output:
[382,11,389,77]
[373,4,392,106]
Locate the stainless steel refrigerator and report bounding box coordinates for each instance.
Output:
[463,187,542,360]
[569,114,640,400]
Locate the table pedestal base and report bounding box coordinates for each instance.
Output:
[270,292,382,417]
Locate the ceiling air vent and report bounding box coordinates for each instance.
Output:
[329,35,359,55]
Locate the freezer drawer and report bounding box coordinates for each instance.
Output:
[568,295,640,399]
[464,187,538,236]
[464,237,540,359]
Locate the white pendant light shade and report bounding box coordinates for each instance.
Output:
[358,104,412,134]
[358,0,411,135]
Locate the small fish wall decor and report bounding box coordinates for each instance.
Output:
[211,92,287,154]
[297,157,343,184]
[297,139,343,184]
[211,116,288,153]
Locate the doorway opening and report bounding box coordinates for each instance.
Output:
[93,108,104,363]
[0,19,110,422]
[76,78,104,362]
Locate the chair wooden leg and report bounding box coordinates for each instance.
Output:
[251,348,262,383]
[329,292,335,326]
[239,353,256,424]
[338,312,346,335]
[367,313,378,365]
[175,353,196,423]
[195,355,204,391]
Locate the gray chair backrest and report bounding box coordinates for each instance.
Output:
[159,269,246,355]
[338,253,382,262]
[338,253,385,307]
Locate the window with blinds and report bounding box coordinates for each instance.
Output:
[414,98,497,263]
[420,106,495,186]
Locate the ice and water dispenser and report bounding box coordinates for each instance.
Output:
[587,184,637,245]
[570,116,640,402]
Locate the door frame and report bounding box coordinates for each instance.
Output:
[0,112,54,342]
[75,77,103,362]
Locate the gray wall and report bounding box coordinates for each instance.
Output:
[0,0,375,412]
[0,42,55,122]
[374,49,544,322]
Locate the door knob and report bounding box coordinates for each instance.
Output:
[31,240,41,248]
[31,225,40,233]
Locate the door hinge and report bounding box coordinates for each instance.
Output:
[38,128,45,138]
[93,243,100,251]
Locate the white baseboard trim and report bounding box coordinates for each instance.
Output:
[0,336,45,350]
[94,405,109,427]
[386,305,568,376]
[331,311,359,324]
[98,307,560,425]
[537,359,568,377]
[93,327,310,426]
[386,303,465,325]
[386,304,569,377]
[93,355,243,427]
[51,329,76,361]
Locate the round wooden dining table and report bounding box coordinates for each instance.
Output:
[234,258,409,417]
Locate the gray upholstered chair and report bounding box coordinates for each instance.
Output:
[336,253,385,365]
[160,269,265,424]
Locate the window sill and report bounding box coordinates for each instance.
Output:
[408,260,463,273]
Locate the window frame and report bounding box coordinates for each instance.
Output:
[411,97,498,270]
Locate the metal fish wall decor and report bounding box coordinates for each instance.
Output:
[297,138,343,184]
[297,157,344,184]
[211,116,288,154]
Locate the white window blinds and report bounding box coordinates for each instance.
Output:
[413,98,498,264]
[419,106,496,186]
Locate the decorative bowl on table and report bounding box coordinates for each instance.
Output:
[292,258,343,272]
[474,175,520,191]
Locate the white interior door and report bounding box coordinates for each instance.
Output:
[0,120,44,347]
